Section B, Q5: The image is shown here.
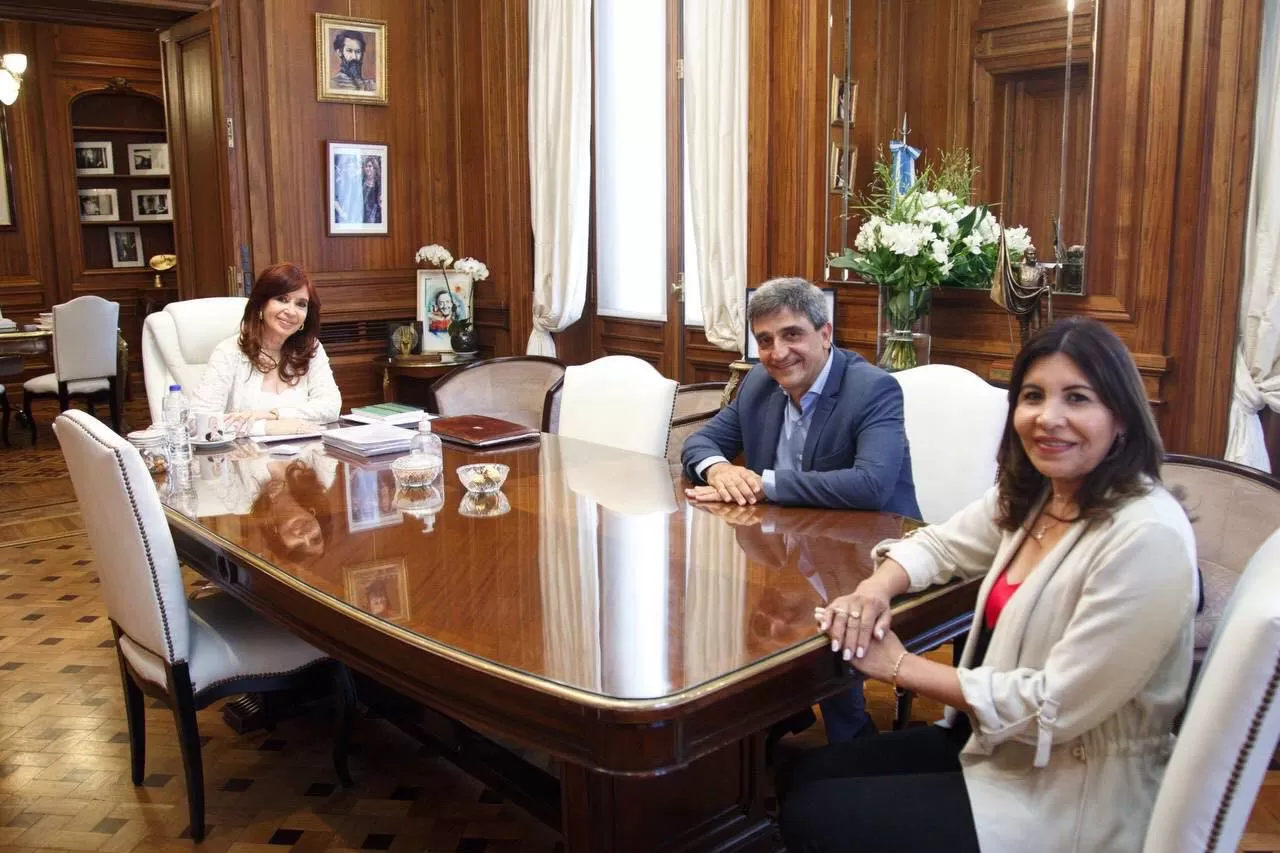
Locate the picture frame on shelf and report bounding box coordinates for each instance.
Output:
[107,226,144,268]
[74,141,114,176]
[416,269,473,353]
[78,188,120,223]
[315,13,388,105]
[829,144,855,194]
[343,559,410,621]
[829,76,857,124]
[127,143,169,176]
[131,188,173,222]
[327,141,387,235]
[743,286,836,361]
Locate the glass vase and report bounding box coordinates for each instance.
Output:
[876,284,932,372]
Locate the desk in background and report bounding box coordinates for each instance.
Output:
[0,330,129,423]
[162,434,977,852]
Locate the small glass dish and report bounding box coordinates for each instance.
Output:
[391,454,443,489]
[458,490,511,518]
[456,463,509,494]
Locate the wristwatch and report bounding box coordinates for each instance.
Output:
[268,408,280,420]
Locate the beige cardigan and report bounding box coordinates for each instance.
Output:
[880,484,1196,853]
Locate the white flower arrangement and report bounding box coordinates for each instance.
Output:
[415,244,453,268]
[452,257,490,281]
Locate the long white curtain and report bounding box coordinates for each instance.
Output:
[1227,0,1280,471]
[527,0,592,357]
[683,0,749,352]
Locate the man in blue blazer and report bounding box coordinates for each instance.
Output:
[682,277,920,741]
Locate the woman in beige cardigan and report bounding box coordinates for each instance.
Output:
[779,317,1197,853]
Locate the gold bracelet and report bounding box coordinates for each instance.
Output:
[891,650,910,690]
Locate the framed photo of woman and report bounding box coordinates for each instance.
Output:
[415,269,474,352]
[327,141,387,235]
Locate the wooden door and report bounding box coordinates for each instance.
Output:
[160,8,239,300]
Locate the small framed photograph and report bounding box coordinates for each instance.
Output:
[107,226,143,268]
[316,13,387,105]
[74,141,114,176]
[344,464,402,532]
[127,143,169,176]
[830,76,857,124]
[829,144,856,194]
[78,188,119,223]
[344,560,410,621]
[744,286,836,361]
[131,188,173,222]
[327,141,387,235]
[416,269,473,352]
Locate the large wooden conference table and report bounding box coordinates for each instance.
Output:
[161,433,978,852]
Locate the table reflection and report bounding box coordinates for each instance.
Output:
[164,435,916,701]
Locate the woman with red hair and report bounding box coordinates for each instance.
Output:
[190,263,341,435]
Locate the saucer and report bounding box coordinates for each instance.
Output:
[190,437,236,450]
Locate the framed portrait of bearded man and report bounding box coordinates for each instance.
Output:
[315,13,387,105]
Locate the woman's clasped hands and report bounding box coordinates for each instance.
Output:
[814,576,907,681]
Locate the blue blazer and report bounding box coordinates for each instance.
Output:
[682,348,920,516]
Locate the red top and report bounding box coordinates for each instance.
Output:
[984,569,1022,630]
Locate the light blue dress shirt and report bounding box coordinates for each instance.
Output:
[695,348,836,501]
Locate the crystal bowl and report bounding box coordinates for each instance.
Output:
[456,463,509,494]
[390,454,443,489]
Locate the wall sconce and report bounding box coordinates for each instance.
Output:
[0,53,27,106]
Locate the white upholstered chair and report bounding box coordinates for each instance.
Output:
[23,295,121,443]
[1160,454,1280,673]
[893,364,1007,523]
[1141,528,1280,853]
[430,355,565,429]
[52,409,354,842]
[556,355,678,458]
[141,296,248,425]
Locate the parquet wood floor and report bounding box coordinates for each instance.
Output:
[1,403,1276,852]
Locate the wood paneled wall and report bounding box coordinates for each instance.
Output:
[747,0,1262,456]
[0,20,167,406]
[220,0,534,410]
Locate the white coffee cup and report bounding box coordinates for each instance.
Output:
[188,410,228,443]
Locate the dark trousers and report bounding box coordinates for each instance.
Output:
[777,722,981,853]
[819,674,869,742]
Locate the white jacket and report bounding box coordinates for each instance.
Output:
[880,484,1196,853]
[189,335,342,423]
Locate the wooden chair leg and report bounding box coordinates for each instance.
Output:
[332,662,357,788]
[113,635,146,785]
[57,381,70,416]
[167,665,206,843]
[893,688,915,730]
[21,390,34,445]
[108,379,121,433]
[0,392,9,447]
[85,400,96,416]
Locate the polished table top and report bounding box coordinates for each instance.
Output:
[162,433,947,709]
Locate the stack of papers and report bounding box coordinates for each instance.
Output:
[0,317,16,333]
[343,402,425,426]
[322,423,415,457]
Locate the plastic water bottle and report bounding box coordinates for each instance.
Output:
[163,384,192,472]
[409,417,443,483]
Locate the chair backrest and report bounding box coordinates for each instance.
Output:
[430,356,565,429]
[142,297,247,425]
[53,295,119,383]
[672,381,726,420]
[1142,528,1280,853]
[893,364,1007,523]
[558,356,678,457]
[667,410,717,465]
[542,377,563,433]
[52,410,190,665]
